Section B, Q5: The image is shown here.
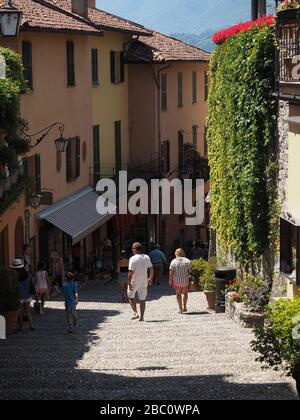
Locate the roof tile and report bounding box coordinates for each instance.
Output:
[44,0,152,35]
[0,0,102,34]
[127,31,210,63]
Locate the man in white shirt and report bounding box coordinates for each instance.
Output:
[128,242,154,322]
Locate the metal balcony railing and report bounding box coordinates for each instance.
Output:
[276,3,300,83]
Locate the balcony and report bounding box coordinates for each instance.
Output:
[276,4,300,85]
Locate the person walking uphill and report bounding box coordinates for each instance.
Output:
[149,244,167,285]
[61,273,79,334]
[11,259,35,331]
[169,249,192,314]
[128,242,154,322]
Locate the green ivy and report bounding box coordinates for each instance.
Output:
[207,26,278,268]
[0,47,30,165]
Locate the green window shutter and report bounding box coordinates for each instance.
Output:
[178,132,184,172]
[120,51,125,83]
[35,154,41,192]
[93,125,100,185]
[161,74,167,111]
[91,49,99,84]
[76,136,81,178]
[192,71,197,104]
[178,72,183,107]
[23,157,29,178]
[66,142,72,181]
[110,51,116,83]
[115,121,122,172]
[67,41,75,86]
[22,41,33,90]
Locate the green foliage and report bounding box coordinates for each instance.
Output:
[239,274,270,312]
[207,26,278,268]
[251,298,300,376]
[0,177,32,216]
[0,47,30,198]
[191,258,217,291]
[0,268,21,312]
[191,258,207,286]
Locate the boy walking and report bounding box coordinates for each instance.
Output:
[62,273,78,333]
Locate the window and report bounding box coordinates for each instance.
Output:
[280,218,300,285]
[82,141,87,162]
[0,226,9,268]
[93,125,100,184]
[91,48,99,85]
[115,121,122,172]
[22,41,33,90]
[178,72,183,108]
[161,74,168,111]
[193,125,198,150]
[204,70,209,101]
[192,71,197,104]
[178,131,184,172]
[110,51,125,84]
[56,151,62,173]
[66,137,80,181]
[67,41,75,86]
[24,154,41,192]
[161,140,170,174]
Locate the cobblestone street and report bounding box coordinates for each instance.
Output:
[0,280,297,400]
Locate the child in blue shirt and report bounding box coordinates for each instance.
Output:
[62,272,78,333]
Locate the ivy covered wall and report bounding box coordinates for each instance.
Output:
[207,25,278,272]
[0,47,29,171]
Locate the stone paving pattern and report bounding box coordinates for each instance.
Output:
[0,280,297,400]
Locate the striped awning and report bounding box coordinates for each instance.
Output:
[37,187,115,245]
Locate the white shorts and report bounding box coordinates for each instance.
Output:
[127,285,148,301]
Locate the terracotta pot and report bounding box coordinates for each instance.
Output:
[0,310,20,335]
[204,291,216,310]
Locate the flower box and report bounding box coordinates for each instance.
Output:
[226,296,264,328]
[277,8,300,21]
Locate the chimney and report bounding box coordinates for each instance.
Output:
[258,0,267,17]
[88,0,96,8]
[71,0,88,18]
[251,0,258,21]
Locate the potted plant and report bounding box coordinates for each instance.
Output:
[190,258,207,292]
[277,0,300,19]
[251,297,300,399]
[0,268,21,335]
[203,258,217,310]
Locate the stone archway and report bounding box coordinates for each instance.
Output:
[14,217,24,258]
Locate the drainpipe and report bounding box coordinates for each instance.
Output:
[251,0,258,21]
[154,64,171,243]
[258,0,267,17]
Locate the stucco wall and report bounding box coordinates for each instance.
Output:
[92,31,130,172]
[0,194,25,265]
[128,64,157,166]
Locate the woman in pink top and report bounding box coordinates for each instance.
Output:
[35,261,49,314]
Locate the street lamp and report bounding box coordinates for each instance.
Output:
[22,121,68,152]
[0,1,22,36]
[28,192,42,209]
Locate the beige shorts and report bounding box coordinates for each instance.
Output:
[127,285,148,301]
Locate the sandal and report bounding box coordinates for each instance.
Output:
[131,314,139,320]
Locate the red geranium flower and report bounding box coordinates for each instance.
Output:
[212,15,275,45]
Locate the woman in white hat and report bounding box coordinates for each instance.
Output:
[10,259,35,331]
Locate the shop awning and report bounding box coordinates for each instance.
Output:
[36,187,116,245]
